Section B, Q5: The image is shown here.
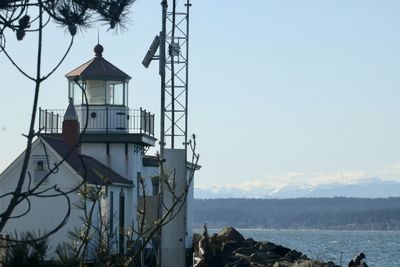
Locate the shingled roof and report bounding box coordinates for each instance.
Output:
[42,136,132,186]
[65,44,131,81]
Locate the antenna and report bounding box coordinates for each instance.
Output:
[142,35,160,68]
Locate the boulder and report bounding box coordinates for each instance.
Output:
[222,241,242,254]
[284,250,303,262]
[250,251,280,265]
[234,247,258,258]
[272,245,291,257]
[300,254,310,261]
[293,260,340,267]
[219,254,241,266]
[249,252,268,265]
[218,227,245,243]
[210,233,220,244]
[242,237,257,247]
[233,262,252,267]
[210,233,222,254]
[273,260,294,267]
[194,258,209,267]
[257,241,278,251]
[193,232,202,252]
[228,258,252,267]
[325,261,339,267]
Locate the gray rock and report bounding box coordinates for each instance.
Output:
[196,227,339,267]
[233,262,252,267]
[300,255,310,260]
[293,260,340,267]
[218,227,246,243]
[234,247,258,258]
[249,251,280,265]
[249,252,267,265]
[242,237,257,247]
[284,250,303,262]
[272,245,291,257]
[220,255,242,266]
[257,241,277,251]
[256,242,291,257]
[273,260,294,267]
[325,261,338,267]
[224,258,252,267]
[194,257,209,267]
[222,241,242,254]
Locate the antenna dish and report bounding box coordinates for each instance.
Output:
[142,35,160,68]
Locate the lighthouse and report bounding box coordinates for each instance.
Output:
[36,44,157,254]
[0,43,199,263]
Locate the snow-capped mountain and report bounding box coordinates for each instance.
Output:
[195,178,400,199]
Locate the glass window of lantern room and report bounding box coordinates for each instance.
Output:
[106,81,124,105]
[70,80,85,105]
[86,80,106,104]
[125,82,128,106]
[68,81,73,99]
[105,81,113,105]
[114,82,124,105]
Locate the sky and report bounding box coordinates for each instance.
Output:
[1,1,400,196]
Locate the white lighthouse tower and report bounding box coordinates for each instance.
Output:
[38,44,157,255]
[0,42,199,263]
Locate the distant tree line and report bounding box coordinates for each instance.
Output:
[193,197,400,230]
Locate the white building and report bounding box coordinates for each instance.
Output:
[0,44,198,264]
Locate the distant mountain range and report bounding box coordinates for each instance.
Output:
[195,178,400,199]
[193,197,400,230]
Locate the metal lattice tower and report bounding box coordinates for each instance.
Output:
[160,0,191,154]
[141,1,192,266]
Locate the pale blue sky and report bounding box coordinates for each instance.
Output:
[1,1,400,193]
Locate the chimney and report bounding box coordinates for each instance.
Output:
[62,98,80,152]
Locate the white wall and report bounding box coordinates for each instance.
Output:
[81,143,143,253]
[185,168,195,249]
[0,139,137,258]
[0,138,194,260]
[161,149,187,267]
[141,160,197,250]
[141,165,159,196]
[75,105,129,134]
[81,143,143,181]
[0,141,87,256]
[82,142,145,222]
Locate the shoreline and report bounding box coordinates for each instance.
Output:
[193,226,340,267]
[194,226,400,232]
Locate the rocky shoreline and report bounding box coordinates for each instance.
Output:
[193,226,340,267]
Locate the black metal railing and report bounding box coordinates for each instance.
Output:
[38,107,155,136]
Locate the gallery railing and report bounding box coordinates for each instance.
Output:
[38,107,155,136]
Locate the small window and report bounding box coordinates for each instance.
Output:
[151,176,159,196]
[37,161,44,171]
[32,155,49,185]
[109,191,114,236]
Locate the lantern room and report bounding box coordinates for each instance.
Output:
[66,44,130,106]
[38,44,155,138]
[65,44,132,133]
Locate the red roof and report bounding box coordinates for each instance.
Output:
[65,44,131,81]
[42,135,133,186]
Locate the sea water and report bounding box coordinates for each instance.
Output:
[200,229,400,267]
